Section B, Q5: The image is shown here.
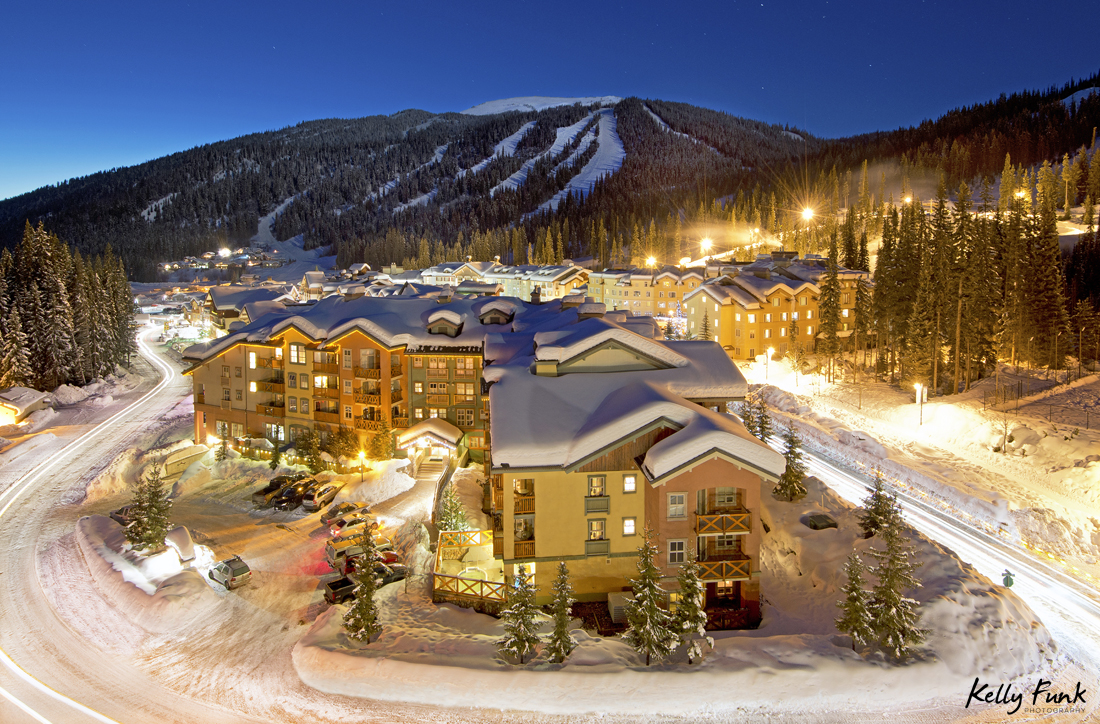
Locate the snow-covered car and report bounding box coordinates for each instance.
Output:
[320,501,366,526]
[329,510,376,536]
[208,556,252,589]
[804,513,838,530]
[252,473,311,507]
[303,482,343,512]
[109,505,136,527]
[323,565,409,604]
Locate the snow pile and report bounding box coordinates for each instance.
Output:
[21,406,58,432]
[333,459,413,509]
[74,515,220,633]
[449,465,489,530]
[83,438,199,504]
[52,383,90,405]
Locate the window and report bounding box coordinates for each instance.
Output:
[588,519,606,540]
[344,405,352,420]
[764,329,771,338]
[781,312,788,321]
[658,291,664,298]
[231,422,244,438]
[807,310,813,319]
[455,382,475,402]
[792,312,799,321]
[735,313,742,322]
[428,408,443,418]
[235,389,242,401]
[716,534,742,552]
[413,356,423,368]
[221,365,230,378]
[668,291,676,298]
[289,397,297,413]
[588,476,606,497]
[716,487,738,506]
[428,357,445,370]
[248,352,257,369]
[747,314,756,324]
[668,540,686,564]
[807,325,814,336]
[343,349,352,368]
[842,293,850,304]
[799,296,807,306]
[216,420,229,437]
[764,313,772,323]
[460,357,474,370]
[275,347,283,360]
[467,434,485,449]
[413,382,423,393]
[290,344,304,364]
[301,374,310,388]
[456,408,474,426]
[735,329,741,338]
[415,408,425,419]
[344,379,352,395]
[780,327,787,337]
[716,580,737,597]
[748,331,755,339]
[235,367,242,378]
[622,517,636,536]
[288,372,297,388]
[773,297,780,307]
[623,475,636,493]
[842,308,850,317]
[668,493,686,518]
[264,423,284,442]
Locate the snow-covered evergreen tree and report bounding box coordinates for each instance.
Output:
[869,517,927,661]
[368,415,393,460]
[545,562,576,664]
[498,564,541,664]
[0,308,32,388]
[343,538,383,643]
[835,553,874,651]
[858,472,900,537]
[774,425,808,501]
[268,443,282,471]
[754,391,772,441]
[672,552,712,664]
[216,435,229,462]
[698,311,711,341]
[297,429,324,473]
[126,463,172,551]
[438,483,469,532]
[738,389,759,438]
[622,530,677,666]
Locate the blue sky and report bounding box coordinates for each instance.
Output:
[1,0,1096,200]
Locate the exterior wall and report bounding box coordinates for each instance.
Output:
[588,271,701,317]
[407,352,489,463]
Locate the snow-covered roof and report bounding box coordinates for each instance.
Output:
[427,308,465,327]
[641,412,785,482]
[207,286,291,313]
[0,386,49,412]
[241,299,288,324]
[397,418,464,448]
[533,319,689,368]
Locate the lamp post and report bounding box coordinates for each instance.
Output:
[358,450,366,483]
[914,383,924,425]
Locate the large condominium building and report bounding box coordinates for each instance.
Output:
[586,267,705,316]
[684,253,869,360]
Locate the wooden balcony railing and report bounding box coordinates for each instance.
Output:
[256,404,285,417]
[584,496,610,514]
[492,536,503,558]
[354,393,381,405]
[390,365,403,378]
[439,530,492,547]
[258,381,285,394]
[696,511,752,535]
[355,367,381,379]
[697,557,751,581]
[514,495,535,514]
[314,411,341,424]
[195,393,205,405]
[257,357,283,369]
[492,489,503,512]
[313,362,339,374]
[393,417,409,428]
[432,573,507,603]
[514,540,535,559]
[314,388,340,399]
[390,390,404,404]
[353,418,382,431]
[426,368,450,378]
[455,368,475,378]
[426,394,450,406]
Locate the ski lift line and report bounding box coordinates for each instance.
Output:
[0,331,173,724]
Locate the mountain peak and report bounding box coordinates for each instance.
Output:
[460,95,622,116]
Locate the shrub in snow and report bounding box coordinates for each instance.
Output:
[622,530,677,666]
[343,539,383,644]
[672,552,712,664]
[857,471,900,538]
[438,482,469,532]
[835,553,874,652]
[774,425,808,502]
[498,563,540,665]
[545,561,576,664]
[125,463,173,551]
[869,517,927,662]
[215,436,228,462]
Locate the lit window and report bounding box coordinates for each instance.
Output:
[668,493,686,518]
[780,328,787,337]
[623,518,636,536]
[414,382,423,393]
[235,389,242,401]
[668,540,685,564]
[588,519,606,540]
[842,308,850,317]
[807,310,813,319]
[289,397,297,413]
[249,381,257,393]
[343,349,352,368]
[588,476,606,497]
[344,379,352,394]
[747,314,756,324]
[735,313,742,322]
[415,408,425,419]
[235,367,242,378]
[623,475,636,493]
[764,314,772,323]
[764,329,771,338]
[248,352,257,369]
[344,405,352,419]
[807,325,814,336]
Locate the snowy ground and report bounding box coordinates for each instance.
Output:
[535,108,626,214]
[491,112,595,196]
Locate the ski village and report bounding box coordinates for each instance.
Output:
[1,86,1100,723]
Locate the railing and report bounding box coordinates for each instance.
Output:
[514,540,535,559]
[195,393,205,405]
[220,400,231,410]
[390,365,403,378]
[492,488,503,512]
[585,539,610,556]
[314,388,340,399]
[514,495,535,514]
[697,557,751,581]
[258,381,285,394]
[314,411,341,424]
[492,536,503,558]
[257,357,283,369]
[355,367,381,379]
[390,390,404,404]
[427,368,450,378]
[427,394,450,405]
[584,496,610,514]
[256,404,285,417]
[696,511,751,535]
[313,362,339,374]
[439,530,492,547]
[706,607,752,630]
[393,417,409,428]
[455,368,475,378]
[354,393,381,405]
[354,418,383,431]
[432,573,508,602]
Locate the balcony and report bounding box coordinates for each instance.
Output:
[426,368,449,379]
[393,416,409,428]
[314,410,341,424]
[514,495,535,514]
[355,367,381,379]
[390,365,403,378]
[455,368,475,378]
[257,357,283,369]
[354,418,382,431]
[256,403,285,417]
[220,400,232,410]
[514,540,535,559]
[390,390,404,404]
[354,393,381,405]
[313,362,339,374]
[258,381,285,394]
[695,510,752,535]
[220,375,231,385]
[697,555,751,581]
[314,387,340,399]
[584,496,610,514]
[195,393,205,405]
[426,394,450,406]
[585,539,610,556]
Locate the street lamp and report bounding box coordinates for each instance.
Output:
[766,347,775,381]
[358,450,366,483]
[914,383,924,425]
[903,196,912,205]
[646,256,656,269]
[801,208,814,221]
[700,238,712,258]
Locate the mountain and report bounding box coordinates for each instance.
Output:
[2,75,1098,281]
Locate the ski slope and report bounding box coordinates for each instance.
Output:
[643,103,722,156]
[535,108,626,213]
[457,121,536,178]
[490,113,595,197]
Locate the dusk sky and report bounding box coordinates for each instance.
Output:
[2,0,1096,201]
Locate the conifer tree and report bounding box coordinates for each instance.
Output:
[835,553,874,651]
[699,311,711,341]
[268,443,282,471]
[498,564,541,664]
[545,562,577,664]
[738,389,759,437]
[0,308,31,388]
[858,471,900,538]
[869,515,926,661]
[368,414,393,460]
[438,482,469,531]
[754,392,772,441]
[774,425,807,501]
[343,538,383,643]
[672,552,712,664]
[622,529,677,666]
[126,464,173,551]
[297,429,325,473]
[902,244,936,389]
[818,232,842,380]
[216,435,229,462]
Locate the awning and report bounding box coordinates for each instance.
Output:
[396,417,464,451]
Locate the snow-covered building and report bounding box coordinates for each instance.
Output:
[587,267,705,317]
[204,285,298,334]
[0,386,51,425]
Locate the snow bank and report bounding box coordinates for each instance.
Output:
[52,383,90,405]
[450,465,489,530]
[21,407,58,432]
[333,459,414,509]
[83,438,199,504]
[74,515,220,634]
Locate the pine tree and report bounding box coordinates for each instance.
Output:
[835,553,875,651]
[216,435,229,462]
[902,244,936,389]
[754,392,772,441]
[869,515,926,661]
[622,530,677,666]
[0,308,31,388]
[268,443,282,472]
[438,482,469,531]
[858,471,900,538]
[343,539,383,643]
[699,311,711,341]
[498,564,541,664]
[672,552,711,664]
[738,389,759,437]
[296,429,324,473]
[818,232,842,380]
[368,414,393,460]
[126,463,173,551]
[774,425,808,501]
[545,562,577,664]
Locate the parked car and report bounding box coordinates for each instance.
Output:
[325,532,392,570]
[109,505,136,527]
[208,556,252,589]
[342,549,400,575]
[273,482,311,511]
[252,473,311,506]
[320,501,366,525]
[322,564,409,604]
[804,513,838,530]
[303,482,343,512]
[329,510,376,536]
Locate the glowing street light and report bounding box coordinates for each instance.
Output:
[903,196,912,204]
[700,238,712,256]
[679,256,692,268]
[358,450,366,483]
[801,208,814,221]
[218,248,231,258]
[645,256,656,269]
[914,383,924,425]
